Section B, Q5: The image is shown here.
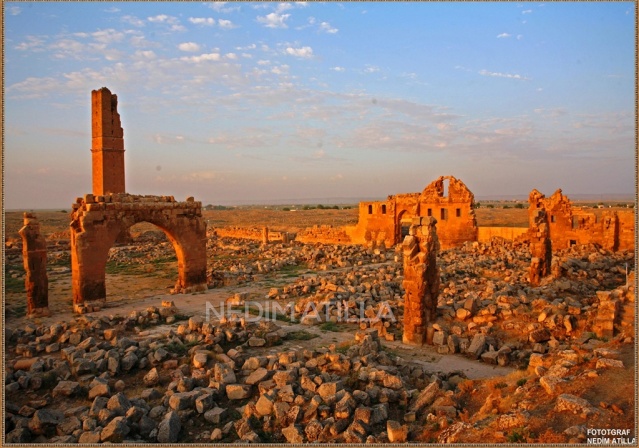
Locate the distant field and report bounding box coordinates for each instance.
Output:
[4,204,633,241]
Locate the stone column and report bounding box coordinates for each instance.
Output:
[402,216,440,345]
[262,226,269,245]
[18,213,50,317]
[529,209,552,286]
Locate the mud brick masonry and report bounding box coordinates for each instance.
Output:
[402,217,440,345]
[19,213,50,317]
[70,88,207,312]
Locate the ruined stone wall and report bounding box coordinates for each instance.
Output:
[19,213,49,317]
[416,176,478,250]
[477,227,529,243]
[214,227,287,243]
[529,189,635,251]
[71,193,207,310]
[92,87,125,196]
[342,177,478,249]
[402,217,440,345]
[616,211,635,251]
[296,225,355,245]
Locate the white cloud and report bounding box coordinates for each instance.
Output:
[218,19,236,29]
[331,66,345,72]
[522,9,533,14]
[285,46,313,58]
[479,69,530,81]
[208,2,241,13]
[319,21,338,34]
[181,52,222,63]
[257,12,290,28]
[8,6,21,15]
[148,14,169,23]
[364,65,380,73]
[90,29,125,44]
[517,34,523,40]
[497,33,511,38]
[225,52,238,60]
[134,50,157,59]
[148,14,185,31]
[15,36,46,52]
[179,42,201,52]
[271,65,290,75]
[122,15,145,27]
[104,7,120,13]
[189,17,215,26]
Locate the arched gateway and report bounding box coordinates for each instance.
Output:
[71,87,207,312]
[70,194,207,312]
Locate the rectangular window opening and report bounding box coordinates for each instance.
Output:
[456,208,461,218]
[368,205,373,214]
[440,208,448,221]
[382,204,387,214]
[427,208,432,217]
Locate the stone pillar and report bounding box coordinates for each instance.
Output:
[402,216,440,346]
[262,226,269,245]
[18,213,50,317]
[601,211,619,252]
[529,209,552,286]
[92,87,125,196]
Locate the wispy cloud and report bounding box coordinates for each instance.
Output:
[147,14,185,31]
[208,2,241,13]
[8,6,21,15]
[122,15,145,27]
[479,69,530,81]
[497,32,511,38]
[331,66,345,72]
[522,9,533,14]
[257,12,290,28]
[14,36,46,51]
[285,46,313,58]
[319,21,338,34]
[363,65,380,73]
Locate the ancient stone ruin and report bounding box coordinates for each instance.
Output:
[401,217,440,345]
[296,175,478,250]
[91,87,125,196]
[70,88,207,312]
[18,213,50,317]
[527,188,633,251]
[528,207,552,286]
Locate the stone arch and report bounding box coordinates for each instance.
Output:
[71,194,207,311]
[396,209,413,243]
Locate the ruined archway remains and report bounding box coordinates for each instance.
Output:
[70,194,207,312]
[70,87,207,312]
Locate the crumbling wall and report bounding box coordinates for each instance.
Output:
[402,216,440,345]
[71,194,207,312]
[528,209,552,286]
[296,225,355,245]
[214,227,287,243]
[18,213,49,317]
[528,188,634,251]
[92,87,125,196]
[348,176,478,249]
[477,227,528,243]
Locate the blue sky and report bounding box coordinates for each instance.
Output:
[4,1,636,209]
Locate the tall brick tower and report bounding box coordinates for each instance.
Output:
[91,87,125,196]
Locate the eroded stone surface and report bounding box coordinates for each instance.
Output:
[19,213,49,317]
[402,216,440,345]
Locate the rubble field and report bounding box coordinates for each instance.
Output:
[3,209,636,444]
